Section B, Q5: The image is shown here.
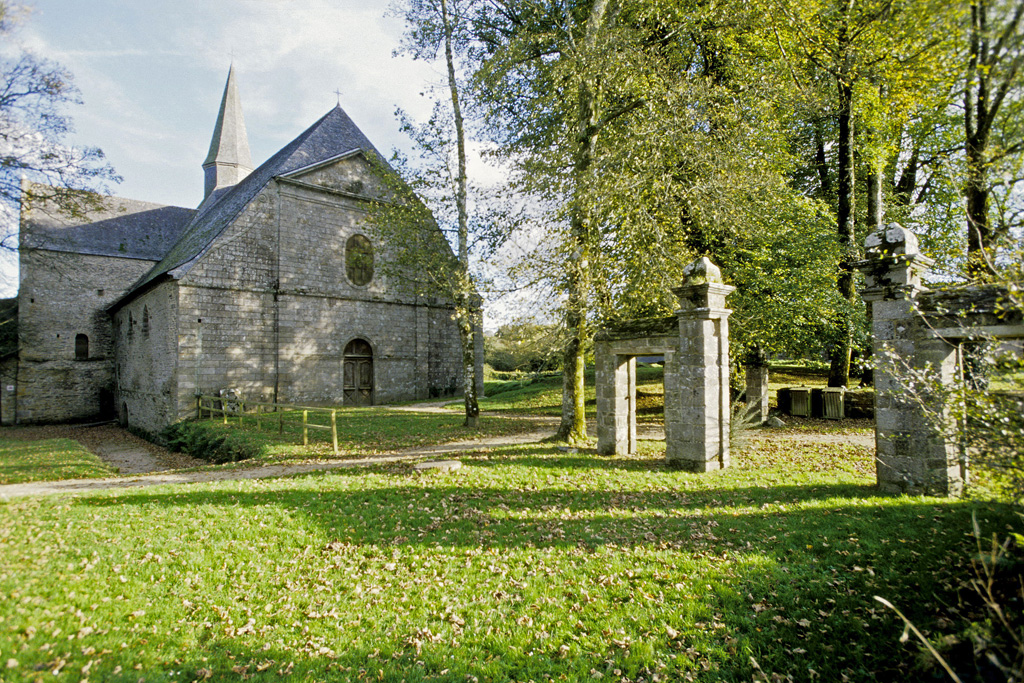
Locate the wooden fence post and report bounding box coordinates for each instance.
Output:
[302,410,308,446]
[331,409,338,456]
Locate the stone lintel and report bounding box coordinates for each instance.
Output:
[674,306,733,320]
[924,323,1024,340]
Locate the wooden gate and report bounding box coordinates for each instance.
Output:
[343,339,373,405]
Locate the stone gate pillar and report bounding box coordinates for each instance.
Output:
[595,350,636,455]
[666,257,735,471]
[744,346,769,424]
[859,224,962,496]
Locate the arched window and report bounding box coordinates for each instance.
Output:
[142,306,150,339]
[345,234,373,286]
[128,312,134,342]
[75,334,89,360]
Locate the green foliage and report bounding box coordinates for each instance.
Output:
[0,435,116,484]
[159,409,539,468]
[484,323,561,372]
[160,421,262,464]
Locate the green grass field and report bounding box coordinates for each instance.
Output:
[0,371,1018,682]
[173,408,541,466]
[1,434,1017,681]
[0,438,116,485]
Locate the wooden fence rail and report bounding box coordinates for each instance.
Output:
[196,394,339,456]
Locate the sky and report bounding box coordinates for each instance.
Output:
[0,0,453,296]
[19,0,444,208]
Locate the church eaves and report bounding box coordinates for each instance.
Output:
[202,66,254,198]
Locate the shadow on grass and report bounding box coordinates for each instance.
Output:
[80,478,935,555]
[65,477,1006,683]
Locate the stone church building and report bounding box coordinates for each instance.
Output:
[1,68,470,433]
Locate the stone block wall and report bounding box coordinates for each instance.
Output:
[42,154,463,433]
[859,224,962,496]
[0,357,15,425]
[595,258,734,471]
[174,284,277,415]
[668,314,732,471]
[113,283,181,434]
[667,260,735,472]
[16,250,154,423]
[159,157,460,424]
[595,334,677,456]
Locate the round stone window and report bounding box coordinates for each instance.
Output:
[346,234,373,286]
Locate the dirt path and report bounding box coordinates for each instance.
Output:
[0,409,874,500]
[0,424,553,500]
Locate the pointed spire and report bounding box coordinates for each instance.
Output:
[202,65,253,198]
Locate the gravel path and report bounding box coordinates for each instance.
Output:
[0,411,874,500]
[0,419,557,499]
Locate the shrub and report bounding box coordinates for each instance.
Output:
[159,421,261,464]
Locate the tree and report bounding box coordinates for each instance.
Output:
[963,0,1024,277]
[769,0,956,386]
[474,0,698,443]
[380,0,494,426]
[0,0,118,261]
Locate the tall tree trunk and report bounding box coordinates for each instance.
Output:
[829,80,856,388]
[441,0,479,426]
[555,86,599,445]
[893,145,920,207]
[963,0,1024,279]
[555,0,610,444]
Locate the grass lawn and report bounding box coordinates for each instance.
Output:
[0,434,1015,682]
[0,438,116,485]
[180,408,542,466]
[476,366,667,419]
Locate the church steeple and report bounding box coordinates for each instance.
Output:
[202,66,253,198]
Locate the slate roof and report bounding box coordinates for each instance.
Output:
[126,104,383,296]
[21,194,195,261]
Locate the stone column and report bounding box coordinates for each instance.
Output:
[858,223,962,496]
[667,257,735,471]
[744,346,769,424]
[595,347,636,455]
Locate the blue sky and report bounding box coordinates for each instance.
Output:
[19,0,441,209]
[2,0,521,321]
[0,0,451,296]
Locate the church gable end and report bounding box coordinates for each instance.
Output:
[12,68,465,431]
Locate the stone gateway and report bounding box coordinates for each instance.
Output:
[4,68,471,433]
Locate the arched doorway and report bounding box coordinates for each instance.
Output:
[343,339,373,405]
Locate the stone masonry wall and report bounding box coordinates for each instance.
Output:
[16,250,154,423]
[595,334,678,456]
[167,156,461,420]
[174,284,276,418]
[859,224,962,496]
[113,283,180,434]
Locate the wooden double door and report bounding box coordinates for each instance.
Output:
[343,339,373,405]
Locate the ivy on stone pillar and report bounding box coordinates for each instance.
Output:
[858,223,963,496]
